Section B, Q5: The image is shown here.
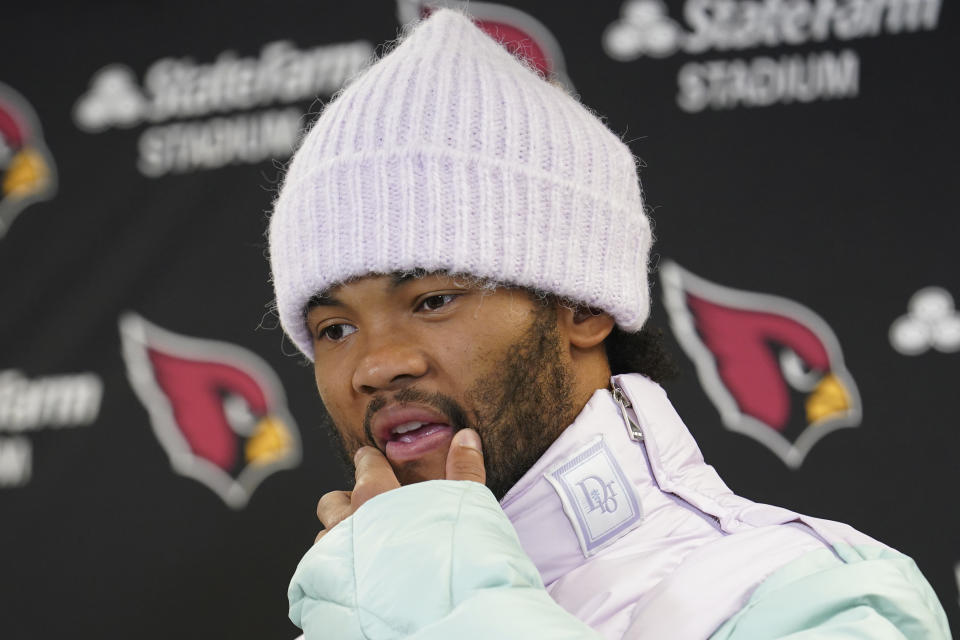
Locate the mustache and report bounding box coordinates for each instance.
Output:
[362,387,471,450]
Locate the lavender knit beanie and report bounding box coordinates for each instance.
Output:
[269,9,652,360]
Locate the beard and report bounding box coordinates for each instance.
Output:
[318,303,578,500]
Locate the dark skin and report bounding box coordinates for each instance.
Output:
[306,273,615,539]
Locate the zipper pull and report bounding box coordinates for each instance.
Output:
[612,384,644,442]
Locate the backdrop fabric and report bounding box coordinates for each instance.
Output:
[1,1,956,638]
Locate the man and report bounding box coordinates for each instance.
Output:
[268,9,950,639]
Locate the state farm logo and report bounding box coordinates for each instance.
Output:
[73,39,373,177]
[119,313,300,508]
[398,0,574,89]
[0,370,103,488]
[661,262,861,468]
[0,83,57,238]
[603,0,942,113]
[889,286,960,356]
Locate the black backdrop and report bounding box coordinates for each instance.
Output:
[2,1,956,638]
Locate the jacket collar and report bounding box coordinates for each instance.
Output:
[499,373,731,584]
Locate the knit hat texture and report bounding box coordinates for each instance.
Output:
[269,8,651,360]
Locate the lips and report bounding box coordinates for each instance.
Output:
[371,404,454,463]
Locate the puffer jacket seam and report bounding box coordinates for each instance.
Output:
[630,412,740,534]
[351,517,372,640]
[449,484,469,611]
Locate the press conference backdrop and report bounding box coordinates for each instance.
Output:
[2,1,956,637]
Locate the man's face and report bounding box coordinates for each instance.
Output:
[306,272,577,499]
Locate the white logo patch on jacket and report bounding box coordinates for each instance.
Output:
[545,436,643,557]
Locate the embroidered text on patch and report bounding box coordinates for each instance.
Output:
[545,436,643,556]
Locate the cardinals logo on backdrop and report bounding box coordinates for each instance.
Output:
[119,313,300,508]
[397,0,574,89]
[0,83,57,238]
[661,262,861,468]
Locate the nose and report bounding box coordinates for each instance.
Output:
[351,331,429,395]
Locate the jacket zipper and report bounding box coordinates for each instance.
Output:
[612,384,644,441]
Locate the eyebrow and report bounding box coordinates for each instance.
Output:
[305,270,426,312]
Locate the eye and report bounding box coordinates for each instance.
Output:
[417,293,459,312]
[318,323,357,342]
[779,348,820,392]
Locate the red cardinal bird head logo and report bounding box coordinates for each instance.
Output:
[397,0,574,89]
[661,262,861,468]
[119,313,301,508]
[0,82,57,238]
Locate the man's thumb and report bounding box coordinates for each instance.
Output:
[445,428,486,484]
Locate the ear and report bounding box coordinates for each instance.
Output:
[557,305,616,350]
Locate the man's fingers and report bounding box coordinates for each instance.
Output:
[315,435,483,545]
[313,448,401,543]
[316,490,353,530]
[445,428,486,484]
[352,446,401,508]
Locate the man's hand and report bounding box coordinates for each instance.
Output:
[315,428,485,542]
